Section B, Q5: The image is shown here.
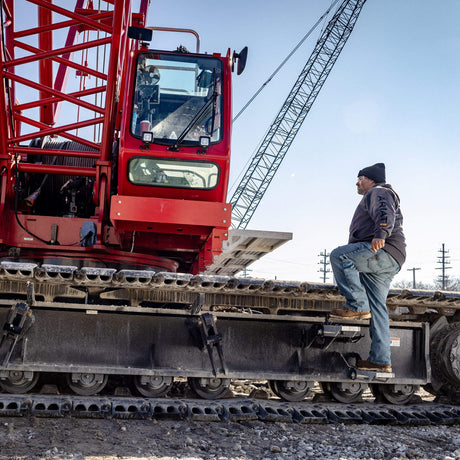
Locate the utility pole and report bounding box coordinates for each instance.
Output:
[318,250,331,283]
[436,243,451,290]
[406,267,421,289]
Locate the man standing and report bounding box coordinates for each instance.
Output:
[329,163,406,373]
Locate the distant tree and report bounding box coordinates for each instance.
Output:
[393,277,460,291]
[434,276,460,291]
[392,280,435,290]
[392,280,412,289]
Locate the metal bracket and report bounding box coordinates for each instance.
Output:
[337,352,395,382]
[306,324,364,350]
[0,303,34,367]
[50,224,58,245]
[351,368,395,382]
[198,313,227,376]
[0,283,35,367]
[191,293,205,315]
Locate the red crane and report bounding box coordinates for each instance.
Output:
[0,0,456,408]
[0,0,242,274]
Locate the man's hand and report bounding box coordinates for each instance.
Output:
[371,238,385,252]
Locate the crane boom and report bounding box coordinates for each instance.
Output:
[230,0,367,229]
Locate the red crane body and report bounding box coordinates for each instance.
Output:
[0,0,234,274]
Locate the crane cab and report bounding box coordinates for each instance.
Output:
[110,47,234,273]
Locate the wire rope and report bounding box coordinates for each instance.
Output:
[228,0,340,196]
[232,0,340,123]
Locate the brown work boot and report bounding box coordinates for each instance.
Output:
[329,308,371,320]
[357,359,392,373]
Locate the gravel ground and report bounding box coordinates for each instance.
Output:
[0,384,459,459]
[0,416,460,460]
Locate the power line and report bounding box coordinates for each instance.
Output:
[230,0,368,229]
[232,0,341,123]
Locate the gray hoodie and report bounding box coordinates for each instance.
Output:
[348,183,406,268]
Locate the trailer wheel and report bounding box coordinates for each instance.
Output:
[0,370,39,394]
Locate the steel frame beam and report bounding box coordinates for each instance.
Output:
[0,303,429,386]
[0,0,148,205]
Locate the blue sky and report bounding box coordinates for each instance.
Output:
[149,0,460,285]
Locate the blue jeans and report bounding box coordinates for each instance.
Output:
[329,242,400,365]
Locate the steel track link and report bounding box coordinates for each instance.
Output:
[1,263,460,316]
[0,393,459,425]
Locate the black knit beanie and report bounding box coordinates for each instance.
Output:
[358,163,386,183]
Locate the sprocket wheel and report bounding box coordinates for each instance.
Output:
[428,322,460,397]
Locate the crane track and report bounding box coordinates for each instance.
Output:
[1,263,459,421]
[0,263,459,316]
[0,392,459,425]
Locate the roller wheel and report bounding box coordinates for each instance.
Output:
[326,381,366,403]
[0,370,39,394]
[188,377,230,399]
[370,383,417,405]
[132,375,173,398]
[66,373,108,396]
[270,380,313,402]
[320,382,332,396]
[268,380,281,398]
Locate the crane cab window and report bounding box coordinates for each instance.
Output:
[128,157,220,189]
[131,52,223,146]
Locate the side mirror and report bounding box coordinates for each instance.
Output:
[232,47,248,75]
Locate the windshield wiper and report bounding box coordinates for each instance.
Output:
[168,71,218,152]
